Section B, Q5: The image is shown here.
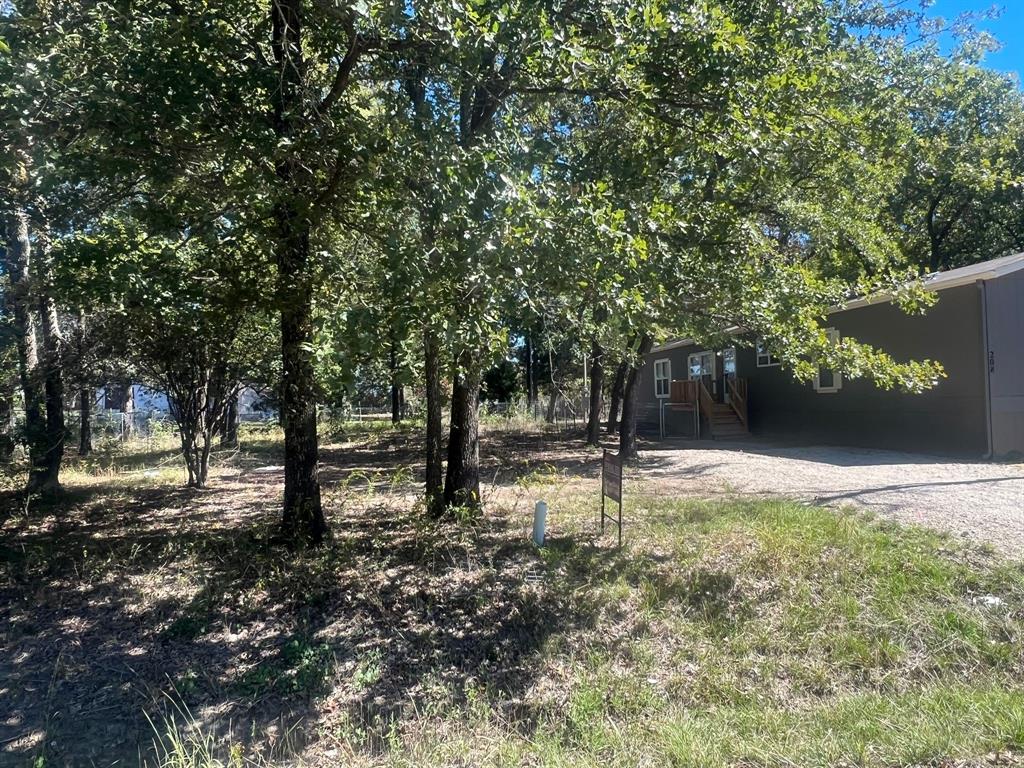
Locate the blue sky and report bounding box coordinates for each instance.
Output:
[926,1,1023,79]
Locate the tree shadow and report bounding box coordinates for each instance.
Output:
[639,436,980,468]
[0,462,618,765]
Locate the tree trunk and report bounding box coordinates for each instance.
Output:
[524,334,535,411]
[545,385,558,424]
[443,356,482,510]
[198,427,212,487]
[121,382,135,441]
[180,425,197,487]
[271,0,326,546]
[276,207,326,545]
[0,395,15,461]
[180,430,211,488]
[423,325,444,515]
[79,388,93,456]
[3,208,48,489]
[220,388,239,448]
[37,283,65,491]
[619,335,653,461]
[585,336,605,446]
[929,235,942,273]
[390,338,402,424]
[606,359,628,434]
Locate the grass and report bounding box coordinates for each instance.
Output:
[4,430,1024,767]
[147,491,1024,767]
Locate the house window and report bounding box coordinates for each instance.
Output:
[813,328,843,393]
[687,351,715,380]
[654,359,671,398]
[756,339,780,368]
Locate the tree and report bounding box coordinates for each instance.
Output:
[889,52,1024,272]
[510,1,954,461]
[618,336,652,460]
[0,3,70,491]
[57,215,275,489]
[50,0,420,543]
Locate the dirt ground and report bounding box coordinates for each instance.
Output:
[641,440,1024,556]
[0,427,597,767]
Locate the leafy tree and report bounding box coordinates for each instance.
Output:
[888,51,1024,272]
[0,1,71,491]
[481,358,521,403]
[47,0,424,542]
[510,0,952,458]
[57,216,275,488]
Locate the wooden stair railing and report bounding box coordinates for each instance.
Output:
[726,377,749,432]
[670,379,698,405]
[697,378,716,435]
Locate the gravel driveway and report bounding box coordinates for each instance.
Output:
[642,441,1024,557]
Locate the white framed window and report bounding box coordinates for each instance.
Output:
[654,358,671,398]
[813,328,843,393]
[687,351,715,380]
[756,339,780,368]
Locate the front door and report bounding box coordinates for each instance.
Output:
[722,347,736,402]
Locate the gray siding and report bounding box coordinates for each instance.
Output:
[637,345,702,437]
[637,283,990,456]
[985,271,1024,457]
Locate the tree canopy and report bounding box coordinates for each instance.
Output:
[1,0,1022,540]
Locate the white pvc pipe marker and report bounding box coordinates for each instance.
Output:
[533,500,548,546]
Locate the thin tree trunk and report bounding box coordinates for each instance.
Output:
[0,395,15,461]
[606,360,628,434]
[179,423,196,486]
[121,381,135,441]
[586,336,605,446]
[79,388,93,456]
[619,335,653,461]
[423,325,444,515]
[198,426,212,487]
[390,338,401,424]
[220,388,239,448]
[524,334,535,410]
[443,355,482,510]
[545,344,558,424]
[3,208,47,489]
[37,282,65,491]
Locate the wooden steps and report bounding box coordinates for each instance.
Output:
[708,402,749,439]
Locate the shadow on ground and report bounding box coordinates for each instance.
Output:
[0,427,617,766]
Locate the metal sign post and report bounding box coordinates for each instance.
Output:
[600,449,624,546]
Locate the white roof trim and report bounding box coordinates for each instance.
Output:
[652,337,695,353]
[652,252,1024,352]
[838,251,1024,312]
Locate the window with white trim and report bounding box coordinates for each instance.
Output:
[813,328,843,393]
[654,358,671,398]
[756,339,780,368]
[687,351,715,379]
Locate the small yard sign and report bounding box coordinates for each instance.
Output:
[601,449,624,546]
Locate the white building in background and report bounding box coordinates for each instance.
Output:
[94,384,275,420]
